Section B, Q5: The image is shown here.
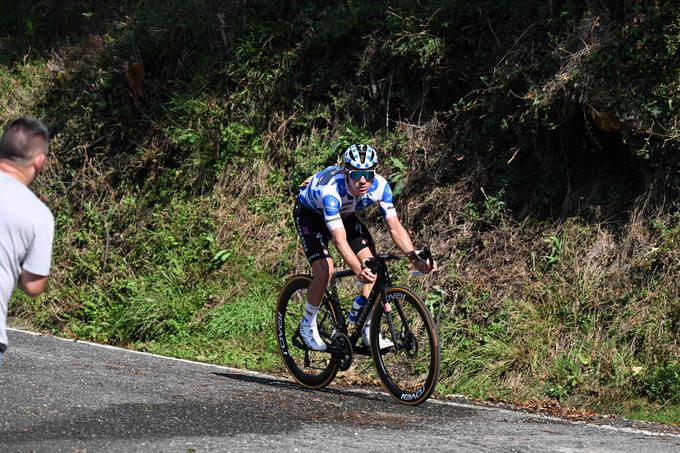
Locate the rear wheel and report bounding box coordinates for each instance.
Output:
[370,286,440,405]
[275,275,339,389]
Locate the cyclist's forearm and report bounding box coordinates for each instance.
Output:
[386,217,416,254]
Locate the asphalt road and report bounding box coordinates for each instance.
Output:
[1,328,679,453]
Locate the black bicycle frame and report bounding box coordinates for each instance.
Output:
[324,257,395,352]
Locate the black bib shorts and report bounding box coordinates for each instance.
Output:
[293,200,375,264]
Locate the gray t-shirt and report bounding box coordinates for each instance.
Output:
[0,171,54,348]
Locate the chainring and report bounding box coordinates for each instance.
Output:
[330,332,353,371]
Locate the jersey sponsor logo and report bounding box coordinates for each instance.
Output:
[379,205,395,217]
[323,195,341,216]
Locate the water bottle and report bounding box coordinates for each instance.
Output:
[347,295,367,328]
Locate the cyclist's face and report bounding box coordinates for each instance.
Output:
[346,168,373,196]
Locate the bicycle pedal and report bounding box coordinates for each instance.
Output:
[292,332,306,350]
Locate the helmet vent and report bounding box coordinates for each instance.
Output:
[343,144,378,169]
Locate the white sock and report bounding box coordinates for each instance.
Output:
[303,302,319,325]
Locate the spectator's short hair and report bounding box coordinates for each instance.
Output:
[0,117,50,167]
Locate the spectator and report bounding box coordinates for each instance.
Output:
[0,117,55,367]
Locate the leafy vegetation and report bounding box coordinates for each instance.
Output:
[2,0,679,423]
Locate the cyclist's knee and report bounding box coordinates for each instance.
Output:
[356,247,374,262]
[311,258,333,284]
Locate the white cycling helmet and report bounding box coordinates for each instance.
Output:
[343,144,378,169]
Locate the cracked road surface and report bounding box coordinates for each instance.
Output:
[1,329,679,452]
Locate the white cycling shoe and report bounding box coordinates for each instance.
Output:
[298,320,327,351]
[362,324,394,350]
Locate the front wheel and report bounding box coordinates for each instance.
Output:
[370,286,440,405]
[275,274,339,390]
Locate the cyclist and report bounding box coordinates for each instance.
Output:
[294,144,437,351]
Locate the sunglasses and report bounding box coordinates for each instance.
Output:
[348,169,375,181]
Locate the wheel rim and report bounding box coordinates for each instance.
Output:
[372,288,439,404]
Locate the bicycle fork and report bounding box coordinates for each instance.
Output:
[380,291,401,351]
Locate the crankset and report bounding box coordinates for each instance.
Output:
[329,332,353,371]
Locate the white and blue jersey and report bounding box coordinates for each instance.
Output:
[298,166,397,231]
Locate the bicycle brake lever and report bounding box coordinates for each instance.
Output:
[415,246,433,265]
[411,264,443,277]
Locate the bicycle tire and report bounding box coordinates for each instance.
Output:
[370,286,440,405]
[275,274,339,390]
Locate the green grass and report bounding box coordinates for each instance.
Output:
[624,404,680,426]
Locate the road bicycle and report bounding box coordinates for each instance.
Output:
[275,247,440,406]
